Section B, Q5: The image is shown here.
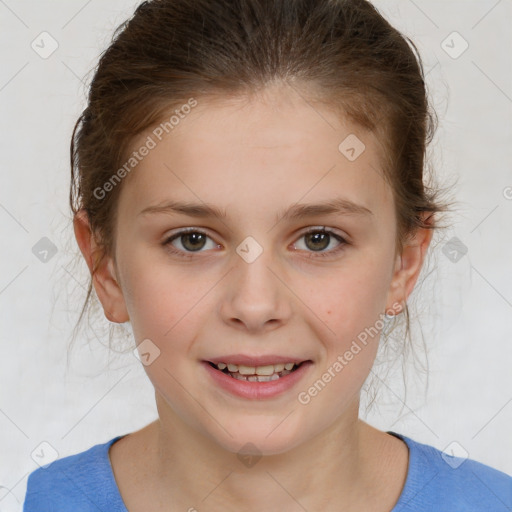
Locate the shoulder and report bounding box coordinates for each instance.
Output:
[23,436,127,512]
[390,432,512,511]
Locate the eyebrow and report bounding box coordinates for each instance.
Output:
[139,201,228,219]
[138,197,374,222]
[275,198,373,222]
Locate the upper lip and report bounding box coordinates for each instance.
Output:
[206,354,310,366]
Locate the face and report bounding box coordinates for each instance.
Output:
[92,84,422,455]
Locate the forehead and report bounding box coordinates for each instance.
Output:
[117,86,393,222]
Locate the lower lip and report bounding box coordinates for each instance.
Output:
[202,361,313,400]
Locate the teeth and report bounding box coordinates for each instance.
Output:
[238,365,256,375]
[233,373,286,382]
[255,365,275,376]
[215,362,298,374]
[211,361,304,381]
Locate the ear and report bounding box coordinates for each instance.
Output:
[385,212,434,315]
[73,209,129,323]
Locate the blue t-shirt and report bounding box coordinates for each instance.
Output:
[23,431,512,511]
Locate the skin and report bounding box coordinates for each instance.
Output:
[74,82,433,511]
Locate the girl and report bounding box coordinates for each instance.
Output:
[23,0,512,510]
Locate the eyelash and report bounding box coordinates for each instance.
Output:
[162,227,348,260]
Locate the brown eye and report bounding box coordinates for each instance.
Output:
[304,231,331,251]
[294,227,348,258]
[163,229,219,257]
[180,232,207,251]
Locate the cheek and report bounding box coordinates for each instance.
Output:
[121,258,216,348]
[304,259,391,337]
[296,270,386,411]
[123,272,176,337]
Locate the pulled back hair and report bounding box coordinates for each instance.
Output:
[69,0,455,406]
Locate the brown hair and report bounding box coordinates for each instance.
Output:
[69,0,456,403]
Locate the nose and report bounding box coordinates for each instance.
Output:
[218,244,292,334]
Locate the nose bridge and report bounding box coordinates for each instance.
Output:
[220,235,291,331]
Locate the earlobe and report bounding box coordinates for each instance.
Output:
[385,213,434,315]
[73,209,130,323]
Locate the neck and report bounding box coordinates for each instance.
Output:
[151,392,375,511]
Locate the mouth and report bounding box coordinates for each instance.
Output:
[207,360,307,382]
[203,357,313,399]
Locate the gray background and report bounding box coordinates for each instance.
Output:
[1,0,511,509]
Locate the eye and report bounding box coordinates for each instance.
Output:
[162,226,348,260]
[162,228,220,257]
[293,227,348,258]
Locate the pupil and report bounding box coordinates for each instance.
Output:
[305,232,329,251]
[182,233,206,251]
